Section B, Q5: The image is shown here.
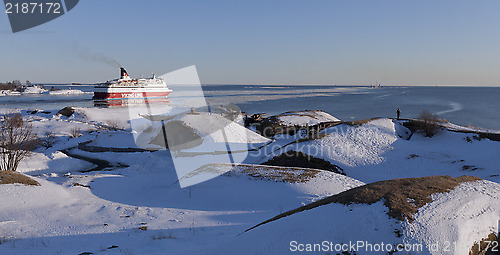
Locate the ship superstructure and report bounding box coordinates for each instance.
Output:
[93,68,172,99]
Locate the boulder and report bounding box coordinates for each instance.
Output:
[57,107,75,117]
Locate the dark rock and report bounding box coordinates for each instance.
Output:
[57,107,75,117]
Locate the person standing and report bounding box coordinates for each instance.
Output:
[397,108,401,120]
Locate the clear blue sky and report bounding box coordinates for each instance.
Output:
[1,0,500,86]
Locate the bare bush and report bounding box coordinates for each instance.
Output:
[106,119,121,131]
[39,131,57,149]
[417,110,440,137]
[0,113,37,171]
[70,127,81,138]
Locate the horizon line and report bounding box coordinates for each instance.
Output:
[5,81,500,87]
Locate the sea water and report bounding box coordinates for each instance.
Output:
[1,85,499,130]
[204,85,500,131]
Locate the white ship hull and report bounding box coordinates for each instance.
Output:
[93,68,172,100]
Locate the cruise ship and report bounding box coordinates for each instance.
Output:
[93,68,172,100]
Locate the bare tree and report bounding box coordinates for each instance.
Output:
[12,80,24,92]
[70,127,81,138]
[418,110,440,137]
[0,113,37,171]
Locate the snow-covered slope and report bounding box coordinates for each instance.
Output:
[404,180,500,254]
[17,151,93,174]
[2,108,499,254]
[265,118,500,183]
[0,163,362,254]
[75,107,132,130]
[205,177,499,255]
[175,112,270,145]
[291,118,398,167]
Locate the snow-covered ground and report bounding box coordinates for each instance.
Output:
[0,85,88,96]
[404,180,500,254]
[49,89,88,95]
[0,108,498,254]
[21,85,47,94]
[0,130,361,254]
[263,118,500,184]
[205,178,499,255]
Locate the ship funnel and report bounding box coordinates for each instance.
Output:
[120,67,129,79]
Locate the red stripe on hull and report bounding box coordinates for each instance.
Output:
[94,98,171,107]
[93,91,171,100]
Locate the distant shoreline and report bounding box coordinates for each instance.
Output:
[28,83,500,88]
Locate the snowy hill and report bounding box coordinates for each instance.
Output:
[162,112,271,152]
[1,108,499,254]
[262,118,500,184]
[207,176,499,255]
[0,163,361,254]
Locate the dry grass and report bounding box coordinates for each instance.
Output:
[151,231,176,240]
[246,175,481,232]
[329,175,480,221]
[233,164,320,183]
[294,133,328,143]
[0,171,39,186]
[343,118,379,127]
[179,163,322,185]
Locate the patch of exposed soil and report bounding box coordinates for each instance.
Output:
[189,163,321,184]
[262,151,344,175]
[343,118,380,127]
[230,164,320,183]
[246,175,481,232]
[0,171,39,186]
